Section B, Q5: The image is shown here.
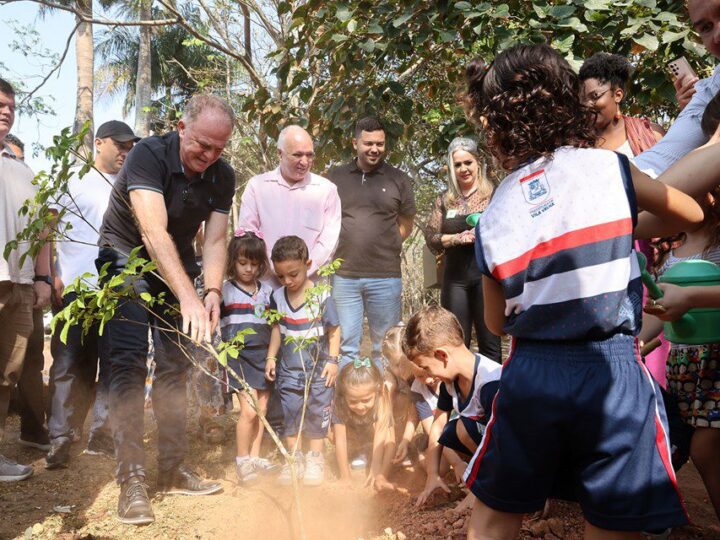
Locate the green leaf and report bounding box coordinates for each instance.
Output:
[140,292,153,303]
[548,5,575,19]
[633,33,659,51]
[367,22,384,34]
[393,12,413,27]
[336,5,352,22]
[347,19,357,33]
[454,1,472,9]
[662,30,688,44]
[583,0,611,9]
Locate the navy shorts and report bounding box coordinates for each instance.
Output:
[225,347,270,391]
[276,368,334,439]
[464,334,688,532]
[439,416,484,456]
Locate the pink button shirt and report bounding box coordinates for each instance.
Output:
[238,167,341,276]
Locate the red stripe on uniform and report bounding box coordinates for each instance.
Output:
[491,218,633,280]
[634,354,690,522]
[223,302,253,310]
[519,169,545,183]
[465,338,515,488]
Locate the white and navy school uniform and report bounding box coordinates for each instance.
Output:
[271,287,340,439]
[464,147,687,532]
[410,378,439,422]
[436,354,501,455]
[220,280,273,391]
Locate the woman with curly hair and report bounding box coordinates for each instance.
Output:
[423,137,501,363]
[461,43,720,539]
[579,52,664,157]
[580,53,669,387]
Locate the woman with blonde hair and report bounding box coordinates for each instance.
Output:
[424,137,500,362]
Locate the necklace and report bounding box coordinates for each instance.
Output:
[237,280,259,297]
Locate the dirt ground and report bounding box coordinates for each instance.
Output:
[2,408,720,540]
[2,340,720,540]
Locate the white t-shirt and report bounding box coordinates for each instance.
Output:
[0,144,37,284]
[51,168,116,286]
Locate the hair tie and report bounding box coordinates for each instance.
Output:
[353,357,372,369]
[234,227,263,239]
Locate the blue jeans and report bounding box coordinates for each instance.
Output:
[332,276,402,370]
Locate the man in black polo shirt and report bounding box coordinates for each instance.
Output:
[98,95,235,525]
[327,117,416,370]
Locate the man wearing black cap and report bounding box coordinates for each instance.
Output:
[45,120,139,469]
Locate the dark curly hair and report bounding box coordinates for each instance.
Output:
[578,53,634,90]
[652,185,720,274]
[464,44,597,170]
[701,89,720,139]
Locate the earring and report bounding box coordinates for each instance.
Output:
[615,107,622,121]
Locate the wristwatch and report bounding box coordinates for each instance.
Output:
[33,275,52,285]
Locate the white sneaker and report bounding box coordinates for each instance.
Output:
[303,451,324,486]
[350,453,367,470]
[277,452,304,486]
[236,456,258,484]
[252,457,279,475]
[0,454,33,482]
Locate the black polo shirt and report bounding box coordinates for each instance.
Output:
[99,131,235,273]
[327,159,416,278]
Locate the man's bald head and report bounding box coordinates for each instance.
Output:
[277,125,315,184]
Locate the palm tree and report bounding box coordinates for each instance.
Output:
[95,3,227,133]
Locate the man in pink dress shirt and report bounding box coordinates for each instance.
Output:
[238,125,341,279]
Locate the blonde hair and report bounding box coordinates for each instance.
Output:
[383,324,417,382]
[335,360,392,432]
[445,137,493,206]
[402,305,465,361]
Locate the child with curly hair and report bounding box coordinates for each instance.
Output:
[461,43,719,538]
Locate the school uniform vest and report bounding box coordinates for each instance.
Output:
[475,147,642,341]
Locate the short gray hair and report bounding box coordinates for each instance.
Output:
[277,125,310,151]
[182,94,235,126]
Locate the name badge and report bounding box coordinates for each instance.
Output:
[446,209,457,218]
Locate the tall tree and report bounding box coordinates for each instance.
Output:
[74,0,94,156]
[134,0,154,136]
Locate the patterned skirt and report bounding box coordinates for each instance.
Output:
[666,343,720,428]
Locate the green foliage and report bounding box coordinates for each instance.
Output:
[247,0,710,171]
[4,125,92,269]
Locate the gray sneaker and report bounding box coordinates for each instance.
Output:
[277,452,304,486]
[303,451,324,486]
[0,454,33,482]
[236,457,258,484]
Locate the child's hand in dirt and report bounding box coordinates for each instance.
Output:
[265,359,276,382]
[392,440,410,464]
[372,474,396,493]
[322,361,338,387]
[415,475,451,507]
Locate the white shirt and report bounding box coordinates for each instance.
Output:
[634,64,720,177]
[51,168,116,286]
[0,144,36,284]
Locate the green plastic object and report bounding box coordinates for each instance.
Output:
[657,259,720,344]
[466,212,482,227]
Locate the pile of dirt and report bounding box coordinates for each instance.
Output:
[3,412,720,540]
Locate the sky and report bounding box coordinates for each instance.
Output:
[0,2,130,173]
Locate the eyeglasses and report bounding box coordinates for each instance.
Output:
[585,87,612,104]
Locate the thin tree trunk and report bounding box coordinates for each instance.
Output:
[74,0,94,158]
[241,4,252,66]
[134,0,153,137]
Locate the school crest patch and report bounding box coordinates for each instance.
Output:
[520,169,550,205]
